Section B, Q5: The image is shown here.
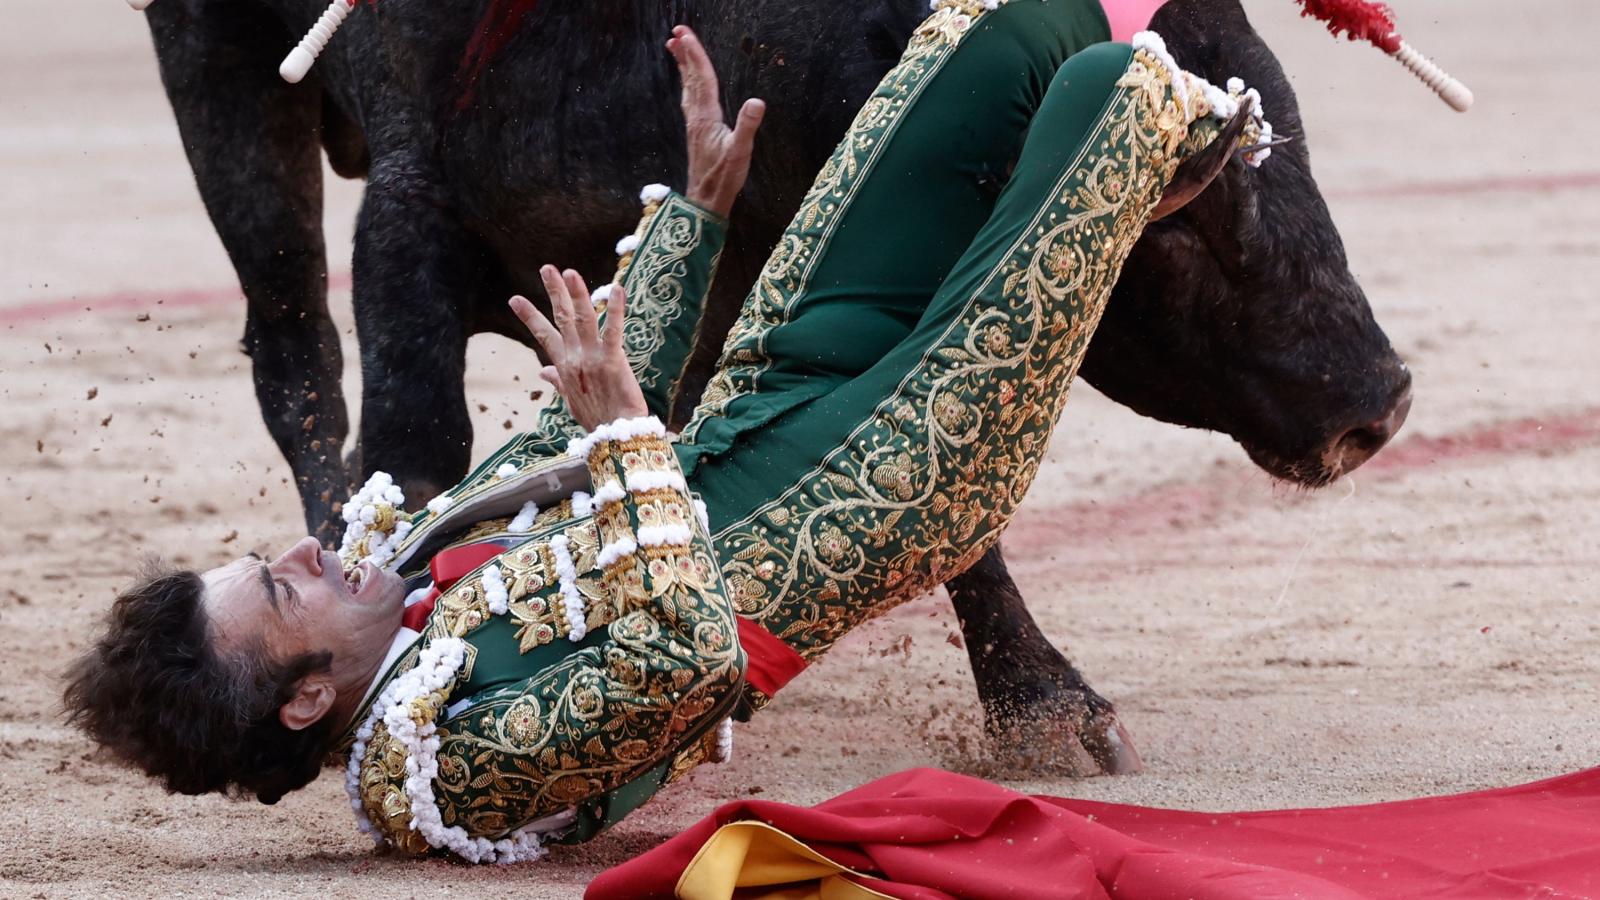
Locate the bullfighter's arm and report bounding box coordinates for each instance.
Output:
[429,420,746,832]
[519,25,760,443]
[600,188,729,418]
[511,189,727,456]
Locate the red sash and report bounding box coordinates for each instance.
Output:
[737,617,808,698]
[400,542,505,631]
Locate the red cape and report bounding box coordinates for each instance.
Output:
[587,767,1600,899]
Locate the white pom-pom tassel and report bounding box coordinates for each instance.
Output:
[280,0,354,85]
[639,183,671,204]
[549,535,587,641]
[507,500,540,534]
[482,564,509,616]
[1131,31,1190,120]
[1392,40,1473,112]
[614,234,641,256]
[592,479,626,506]
[570,491,593,518]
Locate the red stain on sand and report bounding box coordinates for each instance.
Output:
[1330,171,1600,200]
[1003,406,1600,563]
[1364,409,1600,472]
[0,272,352,326]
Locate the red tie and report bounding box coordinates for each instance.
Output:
[401,541,506,632]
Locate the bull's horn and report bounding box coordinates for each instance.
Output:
[1235,135,1296,160]
[280,0,355,85]
[1150,98,1255,222]
[126,0,155,9]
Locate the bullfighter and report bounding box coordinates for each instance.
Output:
[66,0,1266,862]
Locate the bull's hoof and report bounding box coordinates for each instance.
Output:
[984,692,1143,777]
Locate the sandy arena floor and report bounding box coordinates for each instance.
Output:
[2,1,1597,896]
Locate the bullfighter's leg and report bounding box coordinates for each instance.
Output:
[501,0,1131,768]
[660,1,1128,760]
[146,1,350,540]
[947,543,1142,774]
[351,153,489,513]
[680,31,1247,747]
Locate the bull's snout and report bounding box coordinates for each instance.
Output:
[1326,380,1413,476]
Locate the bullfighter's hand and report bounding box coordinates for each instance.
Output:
[667,25,764,218]
[509,267,648,432]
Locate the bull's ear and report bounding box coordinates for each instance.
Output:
[1150,97,1255,222]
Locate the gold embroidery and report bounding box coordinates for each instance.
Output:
[663,725,722,785]
[358,692,462,857]
[424,432,742,831]
[491,521,620,652]
[350,1,1183,845]
[612,195,725,393]
[413,513,611,648]
[430,599,740,829]
[713,50,1208,670]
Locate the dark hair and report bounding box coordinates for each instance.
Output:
[63,562,336,804]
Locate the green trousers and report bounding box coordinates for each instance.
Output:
[502,0,1228,703]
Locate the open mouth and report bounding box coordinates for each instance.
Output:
[345,562,367,596]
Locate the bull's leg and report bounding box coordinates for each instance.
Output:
[350,153,483,509]
[146,1,350,541]
[945,544,1142,775]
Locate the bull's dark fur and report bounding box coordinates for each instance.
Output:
[143,0,1407,770]
[1084,1,1411,489]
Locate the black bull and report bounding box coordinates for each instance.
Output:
[144,0,1411,772]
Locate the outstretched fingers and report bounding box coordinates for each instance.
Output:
[729,98,766,167]
[541,265,577,346]
[509,294,564,364]
[561,269,600,349]
[668,26,720,125]
[511,268,643,428]
[601,284,627,355]
[540,365,564,394]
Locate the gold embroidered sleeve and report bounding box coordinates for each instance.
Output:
[609,190,728,418]
[427,423,745,833]
[520,189,728,456]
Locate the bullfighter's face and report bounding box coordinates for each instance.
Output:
[200,537,407,729]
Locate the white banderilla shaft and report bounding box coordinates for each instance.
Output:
[280,0,355,84]
[1392,39,1474,113]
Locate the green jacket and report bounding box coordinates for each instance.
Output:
[331,187,736,862]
